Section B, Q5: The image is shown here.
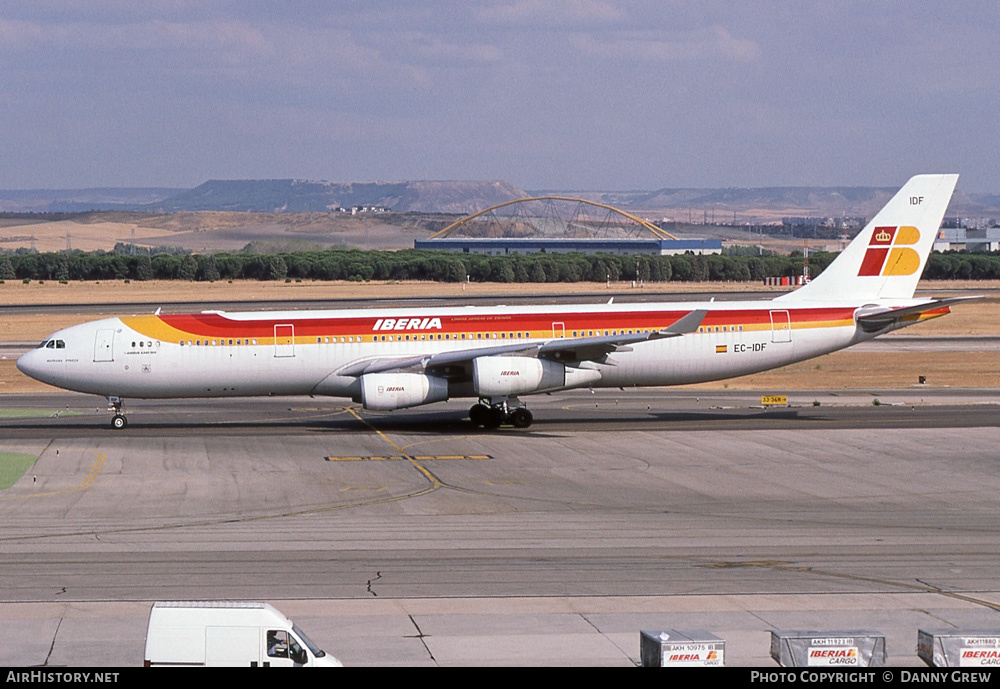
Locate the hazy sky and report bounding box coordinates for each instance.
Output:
[2,1,998,192]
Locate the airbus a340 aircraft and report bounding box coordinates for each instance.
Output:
[18,174,972,430]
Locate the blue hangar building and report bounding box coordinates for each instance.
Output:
[413,238,723,256]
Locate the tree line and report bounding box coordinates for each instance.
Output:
[1,247,998,283]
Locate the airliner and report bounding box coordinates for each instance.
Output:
[17,174,972,430]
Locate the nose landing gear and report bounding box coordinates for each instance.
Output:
[108,396,128,430]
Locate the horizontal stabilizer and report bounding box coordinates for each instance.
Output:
[855,296,981,331]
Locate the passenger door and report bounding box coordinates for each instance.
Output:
[274,324,295,358]
[94,329,115,362]
[769,310,792,343]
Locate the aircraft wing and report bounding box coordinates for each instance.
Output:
[854,296,981,331]
[534,307,706,365]
[335,309,707,379]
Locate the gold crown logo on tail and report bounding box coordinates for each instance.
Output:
[859,225,921,277]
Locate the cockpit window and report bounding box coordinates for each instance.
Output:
[37,339,66,349]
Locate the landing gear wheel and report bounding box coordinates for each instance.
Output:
[469,404,488,427]
[111,414,127,430]
[482,406,505,430]
[509,408,533,429]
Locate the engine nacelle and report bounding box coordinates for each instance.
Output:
[360,373,449,411]
[473,356,601,396]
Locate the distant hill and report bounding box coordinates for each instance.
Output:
[533,187,1000,223]
[0,188,183,213]
[1,180,997,222]
[153,179,528,214]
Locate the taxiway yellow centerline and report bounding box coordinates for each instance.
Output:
[0,449,106,501]
[345,407,443,489]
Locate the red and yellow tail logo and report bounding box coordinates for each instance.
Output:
[858,226,921,276]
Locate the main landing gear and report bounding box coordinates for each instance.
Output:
[468,398,533,429]
[108,396,127,430]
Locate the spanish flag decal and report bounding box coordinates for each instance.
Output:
[715,344,727,353]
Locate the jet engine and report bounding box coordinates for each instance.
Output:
[473,356,601,396]
[360,373,449,411]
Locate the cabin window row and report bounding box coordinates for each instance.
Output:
[570,329,654,337]
[179,339,258,346]
[697,326,744,333]
[168,327,727,345]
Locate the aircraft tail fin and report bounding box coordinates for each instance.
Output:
[777,174,958,303]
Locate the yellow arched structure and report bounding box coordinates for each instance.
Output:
[427,196,678,240]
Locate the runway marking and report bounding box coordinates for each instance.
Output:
[397,436,485,452]
[702,559,1000,614]
[277,406,357,421]
[326,454,491,462]
[0,449,106,501]
[203,405,358,430]
[0,408,495,541]
[704,560,789,568]
[342,408,643,506]
[344,407,444,490]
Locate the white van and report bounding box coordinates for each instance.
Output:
[144,601,342,667]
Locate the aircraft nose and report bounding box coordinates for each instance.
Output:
[16,348,43,381]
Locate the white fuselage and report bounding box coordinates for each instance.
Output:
[14,174,962,427]
[16,297,922,404]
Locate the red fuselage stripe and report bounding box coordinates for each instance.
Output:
[156,307,857,339]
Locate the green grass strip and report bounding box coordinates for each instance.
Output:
[0,409,82,418]
[0,452,39,489]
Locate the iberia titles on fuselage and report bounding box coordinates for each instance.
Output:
[17,174,973,430]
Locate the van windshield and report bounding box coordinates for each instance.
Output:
[292,623,325,657]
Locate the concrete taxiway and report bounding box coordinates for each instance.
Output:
[1,388,999,666]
